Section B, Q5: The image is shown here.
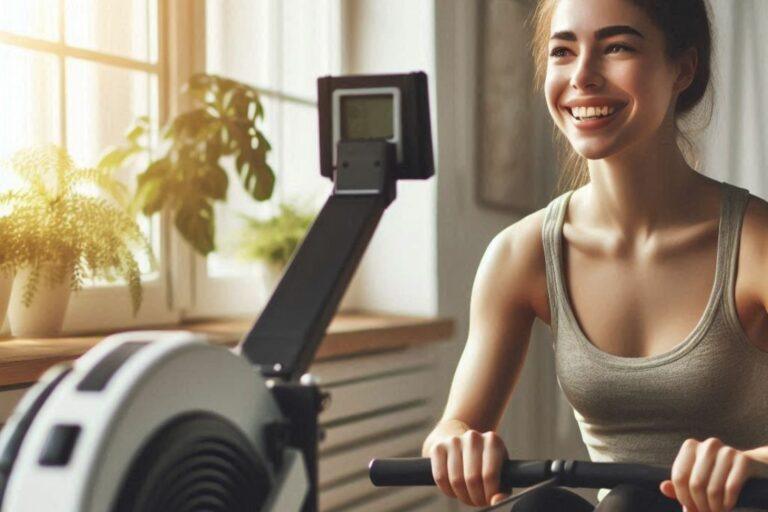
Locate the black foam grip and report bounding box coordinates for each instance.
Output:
[368,457,768,508]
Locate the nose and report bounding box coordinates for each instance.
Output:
[570,52,604,91]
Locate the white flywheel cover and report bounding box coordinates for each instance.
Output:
[1,330,287,512]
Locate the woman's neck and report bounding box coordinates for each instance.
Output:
[584,126,708,243]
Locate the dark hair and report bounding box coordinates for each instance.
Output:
[528,0,715,196]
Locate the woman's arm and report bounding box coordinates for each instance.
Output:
[423,215,542,454]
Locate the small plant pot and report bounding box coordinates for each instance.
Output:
[0,271,14,335]
[262,262,286,299]
[8,266,73,338]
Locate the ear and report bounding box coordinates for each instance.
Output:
[673,47,698,94]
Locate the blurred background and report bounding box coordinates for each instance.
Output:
[0,0,766,510]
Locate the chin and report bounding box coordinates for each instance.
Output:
[568,140,622,161]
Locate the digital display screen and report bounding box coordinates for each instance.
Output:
[340,94,394,140]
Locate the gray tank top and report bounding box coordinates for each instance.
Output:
[541,180,768,507]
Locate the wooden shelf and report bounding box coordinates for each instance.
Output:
[0,310,454,387]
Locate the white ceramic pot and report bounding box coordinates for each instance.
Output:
[262,262,285,299]
[0,271,14,335]
[8,266,73,337]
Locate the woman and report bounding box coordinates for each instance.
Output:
[422,0,768,510]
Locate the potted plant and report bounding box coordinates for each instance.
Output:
[0,213,15,334]
[100,73,276,256]
[0,145,153,337]
[231,200,316,294]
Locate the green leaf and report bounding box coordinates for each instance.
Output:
[206,135,223,162]
[97,147,139,171]
[174,197,215,255]
[137,177,168,215]
[252,163,275,200]
[199,164,228,200]
[184,73,214,95]
[135,159,172,215]
[125,120,148,145]
[136,158,170,188]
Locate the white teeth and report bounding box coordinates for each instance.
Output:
[570,105,618,120]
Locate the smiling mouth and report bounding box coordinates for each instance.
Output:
[565,104,626,122]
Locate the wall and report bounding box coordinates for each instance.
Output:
[341,0,439,318]
[700,0,768,195]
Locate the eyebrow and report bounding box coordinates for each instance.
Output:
[550,25,645,42]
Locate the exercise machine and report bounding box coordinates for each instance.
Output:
[0,71,433,512]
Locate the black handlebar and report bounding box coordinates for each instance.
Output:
[369,457,768,509]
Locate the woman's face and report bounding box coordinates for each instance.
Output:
[544,0,691,160]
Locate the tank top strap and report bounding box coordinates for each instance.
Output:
[719,181,752,322]
[541,190,576,336]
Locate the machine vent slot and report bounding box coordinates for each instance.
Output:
[77,342,148,392]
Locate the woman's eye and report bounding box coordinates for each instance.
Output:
[549,47,571,58]
[606,43,634,54]
[549,44,633,58]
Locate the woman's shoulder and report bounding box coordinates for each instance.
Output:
[735,187,768,257]
[738,189,768,310]
[495,204,553,324]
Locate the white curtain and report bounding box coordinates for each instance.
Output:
[701,1,768,196]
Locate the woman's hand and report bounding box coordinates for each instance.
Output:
[426,429,511,507]
[659,437,768,512]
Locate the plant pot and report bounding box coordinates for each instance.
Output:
[8,266,73,337]
[0,271,14,335]
[262,262,286,299]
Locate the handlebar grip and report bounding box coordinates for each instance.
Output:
[369,458,434,486]
[368,458,549,488]
[368,457,768,509]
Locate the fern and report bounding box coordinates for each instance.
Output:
[0,145,154,315]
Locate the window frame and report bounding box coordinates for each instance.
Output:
[0,0,207,335]
[0,0,347,335]
[184,0,345,320]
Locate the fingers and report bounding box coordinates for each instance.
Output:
[429,442,456,500]
[707,446,736,512]
[687,437,720,512]
[482,431,508,502]
[722,453,751,512]
[463,431,487,505]
[671,438,701,512]
[427,429,508,507]
[670,437,756,512]
[447,437,472,505]
[490,492,511,506]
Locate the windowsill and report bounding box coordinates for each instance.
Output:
[0,310,455,387]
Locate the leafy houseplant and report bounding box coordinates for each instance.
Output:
[0,215,15,332]
[100,73,276,256]
[234,201,317,271]
[0,145,153,335]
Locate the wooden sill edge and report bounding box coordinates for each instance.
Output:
[0,310,455,388]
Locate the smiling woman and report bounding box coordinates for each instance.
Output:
[422,0,768,511]
[531,0,713,195]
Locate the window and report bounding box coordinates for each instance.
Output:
[0,0,345,334]
[187,0,343,318]
[0,1,174,333]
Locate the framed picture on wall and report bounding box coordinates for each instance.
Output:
[476,0,538,213]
